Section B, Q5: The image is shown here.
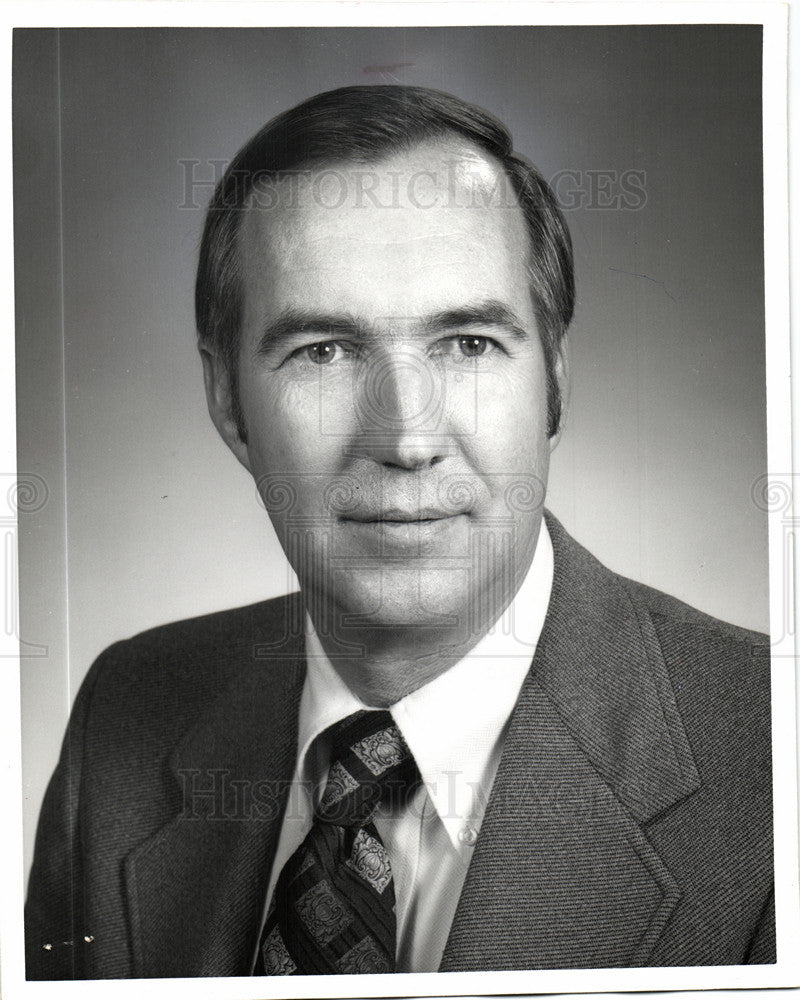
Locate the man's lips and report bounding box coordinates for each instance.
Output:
[339,509,468,546]
[341,507,465,524]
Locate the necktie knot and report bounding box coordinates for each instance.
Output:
[317,710,419,826]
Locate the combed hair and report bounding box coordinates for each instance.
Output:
[195,85,574,438]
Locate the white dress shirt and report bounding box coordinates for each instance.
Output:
[253,520,554,974]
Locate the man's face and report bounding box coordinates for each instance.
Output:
[211,140,563,638]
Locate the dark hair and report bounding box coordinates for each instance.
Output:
[196,85,574,438]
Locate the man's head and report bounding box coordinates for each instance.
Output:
[198,86,574,649]
[197,86,573,440]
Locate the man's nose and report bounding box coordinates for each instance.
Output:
[354,352,450,470]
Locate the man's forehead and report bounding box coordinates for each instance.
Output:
[239,138,522,252]
[235,138,535,332]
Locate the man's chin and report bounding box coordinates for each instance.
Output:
[312,567,478,635]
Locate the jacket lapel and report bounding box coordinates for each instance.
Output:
[123,616,306,978]
[440,514,701,971]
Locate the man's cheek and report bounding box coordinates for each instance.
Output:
[260,479,328,530]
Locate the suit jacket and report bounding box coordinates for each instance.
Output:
[25,513,775,979]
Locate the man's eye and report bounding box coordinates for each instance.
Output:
[303,342,342,365]
[458,335,489,357]
[283,340,356,367]
[432,335,500,361]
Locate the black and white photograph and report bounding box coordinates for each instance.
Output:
[3,5,798,997]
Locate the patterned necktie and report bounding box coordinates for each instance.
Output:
[258,710,420,975]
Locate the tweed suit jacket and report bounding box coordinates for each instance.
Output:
[25,513,775,979]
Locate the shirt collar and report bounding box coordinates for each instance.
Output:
[298,519,554,850]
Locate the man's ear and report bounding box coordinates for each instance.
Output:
[549,337,571,452]
[199,345,252,473]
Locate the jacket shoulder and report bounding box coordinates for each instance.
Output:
[545,510,769,652]
[621,574,769,650]
[80,593,304,744]
[614,562,771,732]
[106,592,302,656]
[94,592,302,675]
[544,511,771,747]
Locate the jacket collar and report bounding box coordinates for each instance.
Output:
[440,512,701,970]
[533,512,699,824]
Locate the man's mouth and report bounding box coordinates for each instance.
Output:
[340,507,468,546]
[344,507,460,524]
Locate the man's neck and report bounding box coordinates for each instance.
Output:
[304,619,497,707]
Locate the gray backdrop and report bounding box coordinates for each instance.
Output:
[14,25,767,883]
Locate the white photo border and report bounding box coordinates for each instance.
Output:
[0,3,796,999]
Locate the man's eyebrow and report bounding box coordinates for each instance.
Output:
[254,301,531,356]
[254,309,368,356]
[423,300,530,340]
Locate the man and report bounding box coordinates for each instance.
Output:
[25,85,774,979]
